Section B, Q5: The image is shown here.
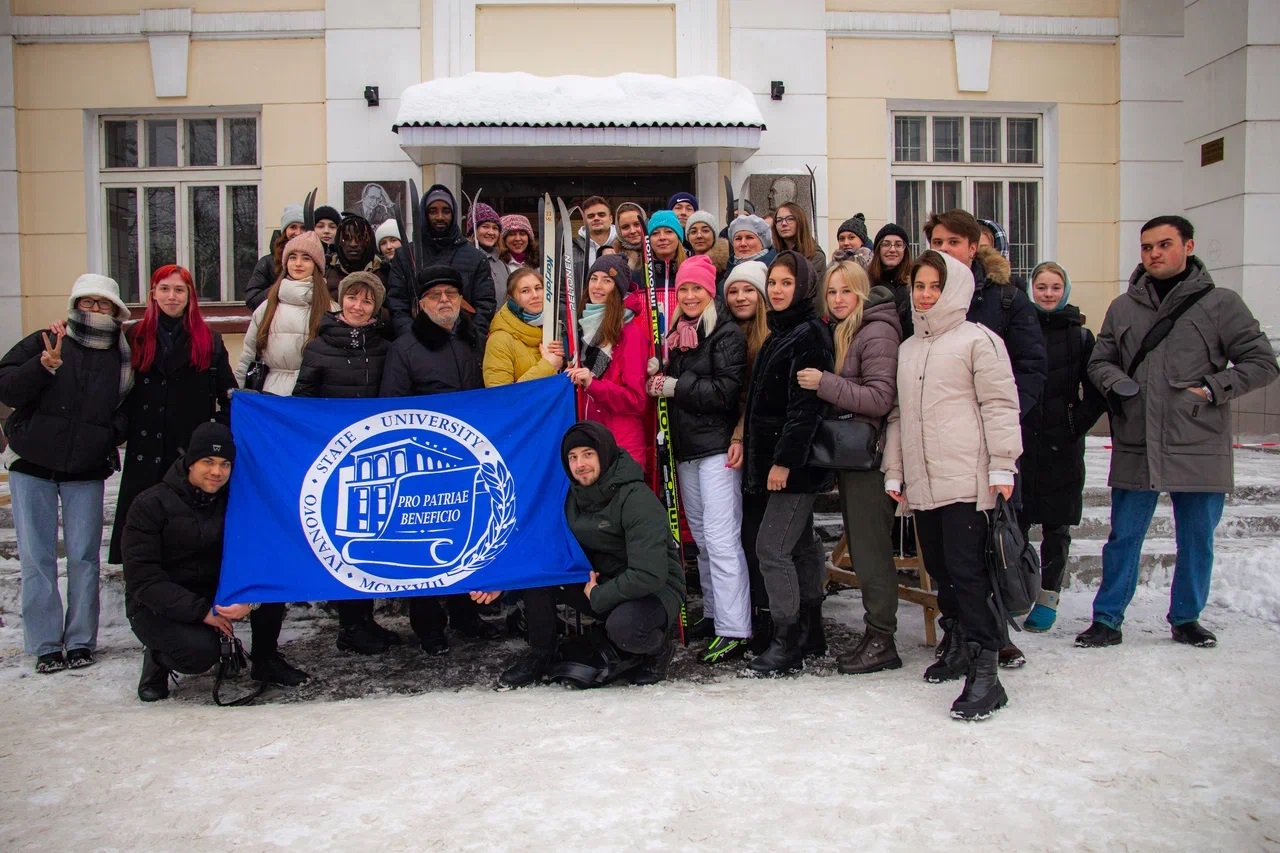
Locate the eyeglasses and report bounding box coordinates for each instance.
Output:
[76,298,116,311]
[775,215,797,225]
[423,290,461,302]
[880,241,906,250]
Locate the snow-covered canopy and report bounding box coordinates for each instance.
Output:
[394,72,765,130]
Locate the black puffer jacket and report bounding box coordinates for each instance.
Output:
[293,314,391,398]
[122,459,227,623]
[1021,304,1108,526]
[663,308,747,462]
[0,331,126,480]
[743,252,836,495]
[243,251,279,312]
[108,323,235,564]
[967,247,1048,419]
[386,184,496,339]
[380,311,484,397]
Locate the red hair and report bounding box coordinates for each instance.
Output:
[129,265,214,373]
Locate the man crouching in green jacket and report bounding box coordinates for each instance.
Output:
[484,421,685,690]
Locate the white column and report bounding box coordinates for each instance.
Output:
[325,0,423,214]
[0,0,20,349]
[729,0,828,241]
[1116,0,1185,296]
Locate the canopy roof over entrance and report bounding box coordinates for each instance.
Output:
[393,72,764,167]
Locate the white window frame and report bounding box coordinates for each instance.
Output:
[886,102,1058,276]
[89,111,263,306]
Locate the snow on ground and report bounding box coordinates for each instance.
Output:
[2,442,1279,849]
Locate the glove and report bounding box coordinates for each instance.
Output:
[646,374,677,398]
[646,357,660,377]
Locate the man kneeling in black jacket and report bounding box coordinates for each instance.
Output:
[487,422,686,690]
[123,423,307,701]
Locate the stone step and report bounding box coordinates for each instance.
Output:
[1074,503,1280,539]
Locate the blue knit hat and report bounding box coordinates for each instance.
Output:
[647,210,685,243]
[1028,261,1072,314]
[667,192,698,211]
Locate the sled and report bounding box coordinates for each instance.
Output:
[828,528,940,647]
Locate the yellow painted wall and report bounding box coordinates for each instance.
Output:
[14,0,322,13]
[827,0,1118,14]
[474,5,676,75]
[13,38,325,333]
[826,36,1119,328]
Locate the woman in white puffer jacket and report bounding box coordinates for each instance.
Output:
[882,249,1021,723]
[235,231,336,396]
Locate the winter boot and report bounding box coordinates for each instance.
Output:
[924,620,968,683]
[336,619,391,655]
[699,636,748,665]
[797,600,828,659]
[632,628,677,686]
[1023,590,1059,632]
[497,649,556,690]
[370,617,403,646]
[748,608,773,656]
[1171,620,1217,648]
[137,649,172,702]
[250,651,310,686]
[1075,621,1123,648]
[998,644,1027,669]
[746,621,803,677]
[837,630,903,675]
[933,617,957,659]
[950,642,1008,721]
[450,610,503,640]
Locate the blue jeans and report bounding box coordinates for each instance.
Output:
[1093,488,1225,629]
[10,471,105,656]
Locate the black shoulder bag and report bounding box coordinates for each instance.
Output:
[1125,285,1214,377]
[985,495,1041,638]
[809,412,885,472]
[212,633,268,707]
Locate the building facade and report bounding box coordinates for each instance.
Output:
[2,0,1276,431]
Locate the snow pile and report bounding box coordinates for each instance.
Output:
[395,72,765,128]
[1209,539,1280,624]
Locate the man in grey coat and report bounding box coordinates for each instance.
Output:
[1080,215,1278,649]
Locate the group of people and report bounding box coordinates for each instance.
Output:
[2,181,1274,721]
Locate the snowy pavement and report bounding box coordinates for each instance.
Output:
[2,442,1280,849]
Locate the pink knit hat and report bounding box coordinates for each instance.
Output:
[283,231,326,276]
[500,214,534,239]
[675,254,717,297]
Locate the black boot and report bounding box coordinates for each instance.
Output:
[450,609,503,640]
[746,621,803,677]
[137,649,171,702]
[1075,621,1123,648]
[497,649,556,690]
[837,629,903,675]
[797,600,828,659]
[631,628,677,686]
[950,642,1008,721]
[747,608,773,656]
[370,617,403,646]
[1171,621,1217,648]
[933,617,955,659]
[336,619,391,655]
[923,620,967,683]
[251,651,310,686]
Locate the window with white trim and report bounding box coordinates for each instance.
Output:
[98,114,262,305]
[891,112,1042,279]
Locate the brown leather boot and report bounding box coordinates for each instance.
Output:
[837,629,903,675]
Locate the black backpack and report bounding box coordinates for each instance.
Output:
[986,495,1041,636]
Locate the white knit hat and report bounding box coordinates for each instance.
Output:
[723,260,768,297]
[685,210,718,234]
[68,273,130,320]
[374,218,402,248]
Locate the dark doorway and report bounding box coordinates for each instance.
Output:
[460,169,695,226]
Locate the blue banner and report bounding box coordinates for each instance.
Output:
[215,375,591,605]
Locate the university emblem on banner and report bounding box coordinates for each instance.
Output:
[299,409,516,593]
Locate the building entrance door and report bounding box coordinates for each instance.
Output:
[461,169,694,226]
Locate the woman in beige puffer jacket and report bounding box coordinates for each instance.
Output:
[882,249,1021,722]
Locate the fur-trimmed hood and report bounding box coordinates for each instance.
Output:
[697,237,731,274]
[974,245,1010,287]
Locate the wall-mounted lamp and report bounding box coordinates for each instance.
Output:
[364,86,380,107]
[770,81,785,101]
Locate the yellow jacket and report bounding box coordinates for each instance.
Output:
[483,304,559,387]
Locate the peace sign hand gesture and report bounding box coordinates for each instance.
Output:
[40,329,65,373]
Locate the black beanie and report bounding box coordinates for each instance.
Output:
[414,264,464,300]
[185,422,236,468]
[560,421,619,479]
[837,213,870,246]
[314,205,341,228]
[873,223,911,248]
[588,254,635,294]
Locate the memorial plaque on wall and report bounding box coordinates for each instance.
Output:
[747,173,815,221]
[342,181,410,230]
